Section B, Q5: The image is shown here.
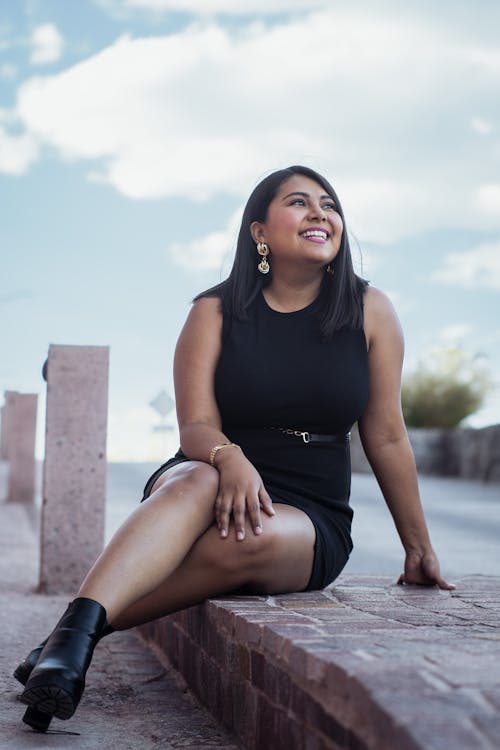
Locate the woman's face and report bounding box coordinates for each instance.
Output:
[251,174,343,271]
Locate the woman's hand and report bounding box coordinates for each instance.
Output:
[213,449,275,541]
[397,550,456,590]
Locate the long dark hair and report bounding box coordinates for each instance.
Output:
[195,165,368,338]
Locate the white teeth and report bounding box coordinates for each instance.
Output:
[302,230,328,239]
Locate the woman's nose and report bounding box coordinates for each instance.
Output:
[307,202,327,220]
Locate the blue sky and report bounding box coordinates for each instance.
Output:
[1,0,499,460]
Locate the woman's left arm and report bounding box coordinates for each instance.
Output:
[358,287,455,590]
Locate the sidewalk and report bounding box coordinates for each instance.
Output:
[0,499,241,749]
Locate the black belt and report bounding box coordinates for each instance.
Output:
[269,427,351,444]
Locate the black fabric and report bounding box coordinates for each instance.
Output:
[141,291,369,590]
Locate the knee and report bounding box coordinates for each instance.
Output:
[151,461,219,500]
[176,462,220,493]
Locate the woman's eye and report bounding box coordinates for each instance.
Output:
[323,203,337,211]
[289,198,305,205]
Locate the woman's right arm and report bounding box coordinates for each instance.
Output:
[174,297,274,540]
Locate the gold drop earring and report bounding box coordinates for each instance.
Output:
[257,242,270,274]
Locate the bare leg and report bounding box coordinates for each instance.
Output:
[110,503,316,630]
[78,462,221,621]
[20,463,314,729]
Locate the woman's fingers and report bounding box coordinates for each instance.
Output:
[424,567,456,590]
[246,497,263,537]
[422,556,456,590]
[259,487,275,517]
[215,480,273,541]
[232,494,247,541]
[215,492,231,538]
[398,573,456,590]
[397,556,456,590]
[435,577,456,590]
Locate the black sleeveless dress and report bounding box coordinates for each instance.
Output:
[142,292,369,590]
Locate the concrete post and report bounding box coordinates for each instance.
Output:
[39,345,109,594]
[0,403,7,459]
[0,403,9,502]
[0,391,38,502]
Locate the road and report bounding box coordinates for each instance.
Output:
[349,472,500,579]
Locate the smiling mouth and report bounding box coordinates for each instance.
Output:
[300,230,330,241]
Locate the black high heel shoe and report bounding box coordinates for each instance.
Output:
[14,623,114,687]
[14,640,48,687]
[20,597,107,722]
[16,620,114,732]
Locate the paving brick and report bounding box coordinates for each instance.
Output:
[276,708,306,749]
[232,678,257,748]
[255,693,278,750]
[289,682,347,748]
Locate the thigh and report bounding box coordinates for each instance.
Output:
[246,503,316,593]
[144,466,315,593]
[195,502,316,594]
[112,503,316,629]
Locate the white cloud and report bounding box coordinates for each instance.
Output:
[340,179,432,244]
[168,208,242,272]
[477,184,500,214]
[2,8,499,242]
[439,324,474,343]
[104,0,328,14]
[0,126,39,175]
[471,117,493,136]
[431,241,500,290]
[30,23,64,65]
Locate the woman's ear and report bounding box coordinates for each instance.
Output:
[250,220,266,244]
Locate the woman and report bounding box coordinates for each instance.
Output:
[16,165,454,731]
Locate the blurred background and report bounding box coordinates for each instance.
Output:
[1,0,499,463]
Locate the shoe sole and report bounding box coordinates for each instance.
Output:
[21,684,76,720]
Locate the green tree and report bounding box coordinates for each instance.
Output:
[402,347,493,429]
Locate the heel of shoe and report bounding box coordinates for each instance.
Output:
[21,671,80,720]
[14,622,113,687]
[22,706,52,732]
[20,597,107,722]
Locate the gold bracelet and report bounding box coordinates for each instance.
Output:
[209,442,240,466]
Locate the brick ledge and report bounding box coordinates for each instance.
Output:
[138,574,500,750]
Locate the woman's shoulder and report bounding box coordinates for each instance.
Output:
[190,294,223,322]
[363,285,402,317]
[177,295,224,352]
[363,286,403,347]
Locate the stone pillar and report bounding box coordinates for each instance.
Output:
[0,403,9,502]
[1,391,38,502]
[0,403,7,459]
[39,345,109,594]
